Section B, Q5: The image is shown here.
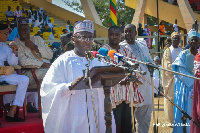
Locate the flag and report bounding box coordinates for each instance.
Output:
[110,0,117,26]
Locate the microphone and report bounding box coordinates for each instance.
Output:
[108,50,135,67]
[85,48,109,60]
[85,51,95,60]
[107,50,145,74]
[107,50,117,60]
[98,48,111,61]
[91,51,103,58]
[98,48,108,56]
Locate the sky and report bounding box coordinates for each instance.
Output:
[52,0,85,17]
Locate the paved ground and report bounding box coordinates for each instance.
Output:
[148,96,173,133]
[133,96,173,133]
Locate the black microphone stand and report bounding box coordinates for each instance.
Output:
[140,62,200,129]
[127,71,136,133]
[98,58,147,133]
[96,56,200,131]
[146,63,157,133]
[125,64,141,133]
[122,56,200,129]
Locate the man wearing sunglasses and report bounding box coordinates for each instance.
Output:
[40,20,116,133]
[0,24,29,122]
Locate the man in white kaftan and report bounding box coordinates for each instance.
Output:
[14,35,53,84]
[41,20,115,133]
[13,32,53,84]
[119,24,153,133]
[12,21,53,111]
[162,32,182,123]
[0,24,29,122]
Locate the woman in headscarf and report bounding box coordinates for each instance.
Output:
[172,31,200,133]
[137,23,143,36]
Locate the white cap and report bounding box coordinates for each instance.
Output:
[154,56,160,61]
[73,20,94,34]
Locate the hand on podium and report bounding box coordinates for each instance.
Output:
[71,76,82,87]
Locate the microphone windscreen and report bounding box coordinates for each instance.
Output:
[99,48,108,56]
[85,51,94,60]
[108,50,117,59]
[92,51,99,58]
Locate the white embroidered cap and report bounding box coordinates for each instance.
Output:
[154,56,160,61]
[73,20,94,34]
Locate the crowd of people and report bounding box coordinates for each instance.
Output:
[0,7,200,133]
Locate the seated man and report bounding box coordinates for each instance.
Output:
[48,30,61,48]
[34,14,43,28]
[12,19,53,112]
[47,19,54,30]
[0,24,29,122]
[4,6,14,20]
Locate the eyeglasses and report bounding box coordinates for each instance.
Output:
[75,36,94,42]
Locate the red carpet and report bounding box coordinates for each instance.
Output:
[0,109,44,133]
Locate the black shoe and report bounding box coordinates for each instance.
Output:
[4,109,9,116]
[5,115,24,122]
[27,105,39,113]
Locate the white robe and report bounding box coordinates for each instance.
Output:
[162,46,181,123]
[41,50,116,133]
[0,42,29,106]
[153,68,161,94]
[13,36,53,85]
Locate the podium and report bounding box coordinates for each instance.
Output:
[69,66,127,133]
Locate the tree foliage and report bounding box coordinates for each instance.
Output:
[61,0,83,13]
[92,0,135,28]
[62,0,135,27]
[61,0,164,28]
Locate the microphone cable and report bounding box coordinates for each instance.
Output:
[88,74,99,133]
[85,52,99,133]
[83,62,91,133]
[84,88,91,133]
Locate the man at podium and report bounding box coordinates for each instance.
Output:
[40,20,116,133]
